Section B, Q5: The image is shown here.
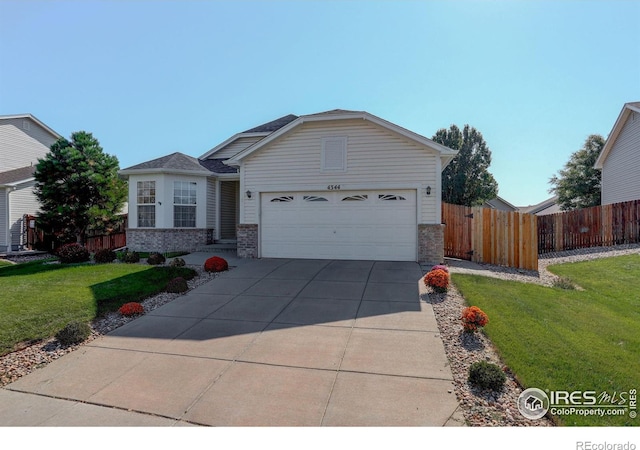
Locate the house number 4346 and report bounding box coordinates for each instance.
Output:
[327,185,341,190]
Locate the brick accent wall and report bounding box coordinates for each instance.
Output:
[126,228,210,253]
[237,223,258,258]
[418,224,444,264]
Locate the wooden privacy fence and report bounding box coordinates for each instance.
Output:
[442,202,538,271]
[538,199,640,254]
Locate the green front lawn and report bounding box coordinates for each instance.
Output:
[452,254,640,426]
[0,260,196,356]
[0,260,13,269]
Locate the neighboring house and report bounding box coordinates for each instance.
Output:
[594,101,640,205]
[0,114,61,252]
[484,196,518,212]
[120,109,458,263]
[519,196,561,216]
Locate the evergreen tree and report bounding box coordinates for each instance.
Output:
[34,131,127,245]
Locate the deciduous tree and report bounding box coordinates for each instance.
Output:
[432,124,498,206]
[549,134,604,211]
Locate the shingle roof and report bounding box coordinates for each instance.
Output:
[243,114,298,133]
[0,165,36,185]
[121,152,207,172]
[198,158,238,174]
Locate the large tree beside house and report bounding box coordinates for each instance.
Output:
[34,131,127,245]
[432,124,498,206]
[549,134,604,211]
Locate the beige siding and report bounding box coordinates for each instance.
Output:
[206,178,217,229]
[9,181,40,249]
[0,118,58,171]
[0,189,7,249]
[210,136,264,160]
[242,120,438,224]
[602,111,640,205]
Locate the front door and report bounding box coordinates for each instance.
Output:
[220,180,239,240]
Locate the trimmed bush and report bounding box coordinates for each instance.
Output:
[56,243,90,264]
[94,248,116,263]
[118,302,144,317]
[170,257,186,267]
[56,321,91,346]
[204,256,228,273]
[468,361,506,391]
[147,252,166,265]
[166,276,188,293]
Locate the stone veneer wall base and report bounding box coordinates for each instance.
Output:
[126,228,209,253]
[237,224,258,258]
[418,223,444,264]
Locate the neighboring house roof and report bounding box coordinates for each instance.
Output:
[225,109,458,168]
[484,196,518,211]
[0,165,36,186]
[594,101,640,169]
[0,113,62,139]
[520,196,560,215]
[119,152,211,176]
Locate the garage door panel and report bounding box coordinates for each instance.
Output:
[261,190,417,261]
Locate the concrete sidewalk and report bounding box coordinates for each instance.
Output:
[1,257,463,426]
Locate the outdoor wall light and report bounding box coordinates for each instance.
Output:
[246,190,252,199]
[426,186,432,196]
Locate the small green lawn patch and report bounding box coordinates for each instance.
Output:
[0,260,195,356]
[0,260,13,268]
[452,254,640,426]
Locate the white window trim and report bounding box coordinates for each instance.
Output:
[321,136,347,172]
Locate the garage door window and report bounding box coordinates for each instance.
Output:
[271,196,294,202]
[342,194,368,201]
[379,194,407,201]
[303,195,328,202]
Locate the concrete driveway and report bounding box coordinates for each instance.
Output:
[0,257,462,426]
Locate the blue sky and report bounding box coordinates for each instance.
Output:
[1,0,638,206]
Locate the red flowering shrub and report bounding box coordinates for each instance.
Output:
[461,306,489,333]
[424,269,450,293]
[118,302,144,317]
[204,256,228,273]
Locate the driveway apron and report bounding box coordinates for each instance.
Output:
[0,257,462,426]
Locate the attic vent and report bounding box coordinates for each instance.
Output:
[322,137,347,172]
[22,120,31,131]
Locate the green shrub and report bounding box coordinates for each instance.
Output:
[165,276,189,293]
[170,257,186,267]
[56,243,90,264]
[94,248,116,263]
[55,321,91,346]
[147,252,166,265]
[468,361,506,391]
[121,250,140,264]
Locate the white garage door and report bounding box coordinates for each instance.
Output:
[261,190,417,261]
